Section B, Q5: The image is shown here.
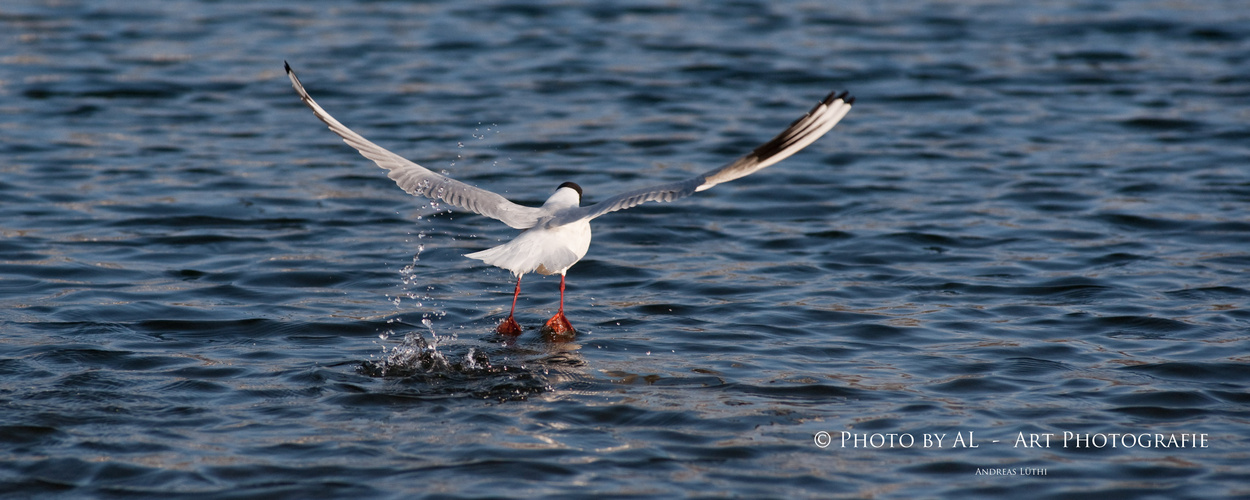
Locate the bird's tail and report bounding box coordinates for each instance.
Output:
[466,240,578,277]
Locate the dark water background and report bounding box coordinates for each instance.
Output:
[3,0,1249,498]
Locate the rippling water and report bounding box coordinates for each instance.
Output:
[3,1,1249,498]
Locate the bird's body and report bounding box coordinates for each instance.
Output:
[465,183,590,277]
[284,62,853,337]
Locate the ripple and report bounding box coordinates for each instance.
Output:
[1122,362,1250,383]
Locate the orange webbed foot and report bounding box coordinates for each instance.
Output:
[496,315,523,336]
[541,312,575,339]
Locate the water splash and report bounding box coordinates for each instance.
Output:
[361,330,460,376]
[363,230,547,400]
[358,330,549,401]
[360,156,550,400]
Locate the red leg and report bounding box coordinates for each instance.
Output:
[558,274,565,314]
[496,275,523,335]
[542,274,575,337]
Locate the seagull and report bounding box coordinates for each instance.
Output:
[284,62,853,337]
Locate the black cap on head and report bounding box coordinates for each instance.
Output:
[557,181,582,200]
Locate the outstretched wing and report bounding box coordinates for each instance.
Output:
[285,62,543,230]
[552,90,853,226]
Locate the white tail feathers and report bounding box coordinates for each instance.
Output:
[466,220,591,276]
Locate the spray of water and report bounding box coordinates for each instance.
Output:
[367,211,479,378]
[356,124,551,401]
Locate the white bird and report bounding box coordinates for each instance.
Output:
[284,62,853,337]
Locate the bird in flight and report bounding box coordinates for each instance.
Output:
[285,62,853,338]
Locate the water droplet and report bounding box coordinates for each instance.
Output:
[463,348,480,370]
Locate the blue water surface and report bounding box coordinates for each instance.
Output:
[2,1,1249,498]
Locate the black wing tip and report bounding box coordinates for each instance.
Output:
[284,61,293,74]
[825,90,854,106]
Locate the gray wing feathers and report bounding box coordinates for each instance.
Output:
[386,169,537,226]
[555,90,852,225]
[285,63,542,230]
[567,177,705,223]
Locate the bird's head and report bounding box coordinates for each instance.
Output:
[555,181,582,202]
[541,181,583,208]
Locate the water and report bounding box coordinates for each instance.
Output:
[2,0,1249,498]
